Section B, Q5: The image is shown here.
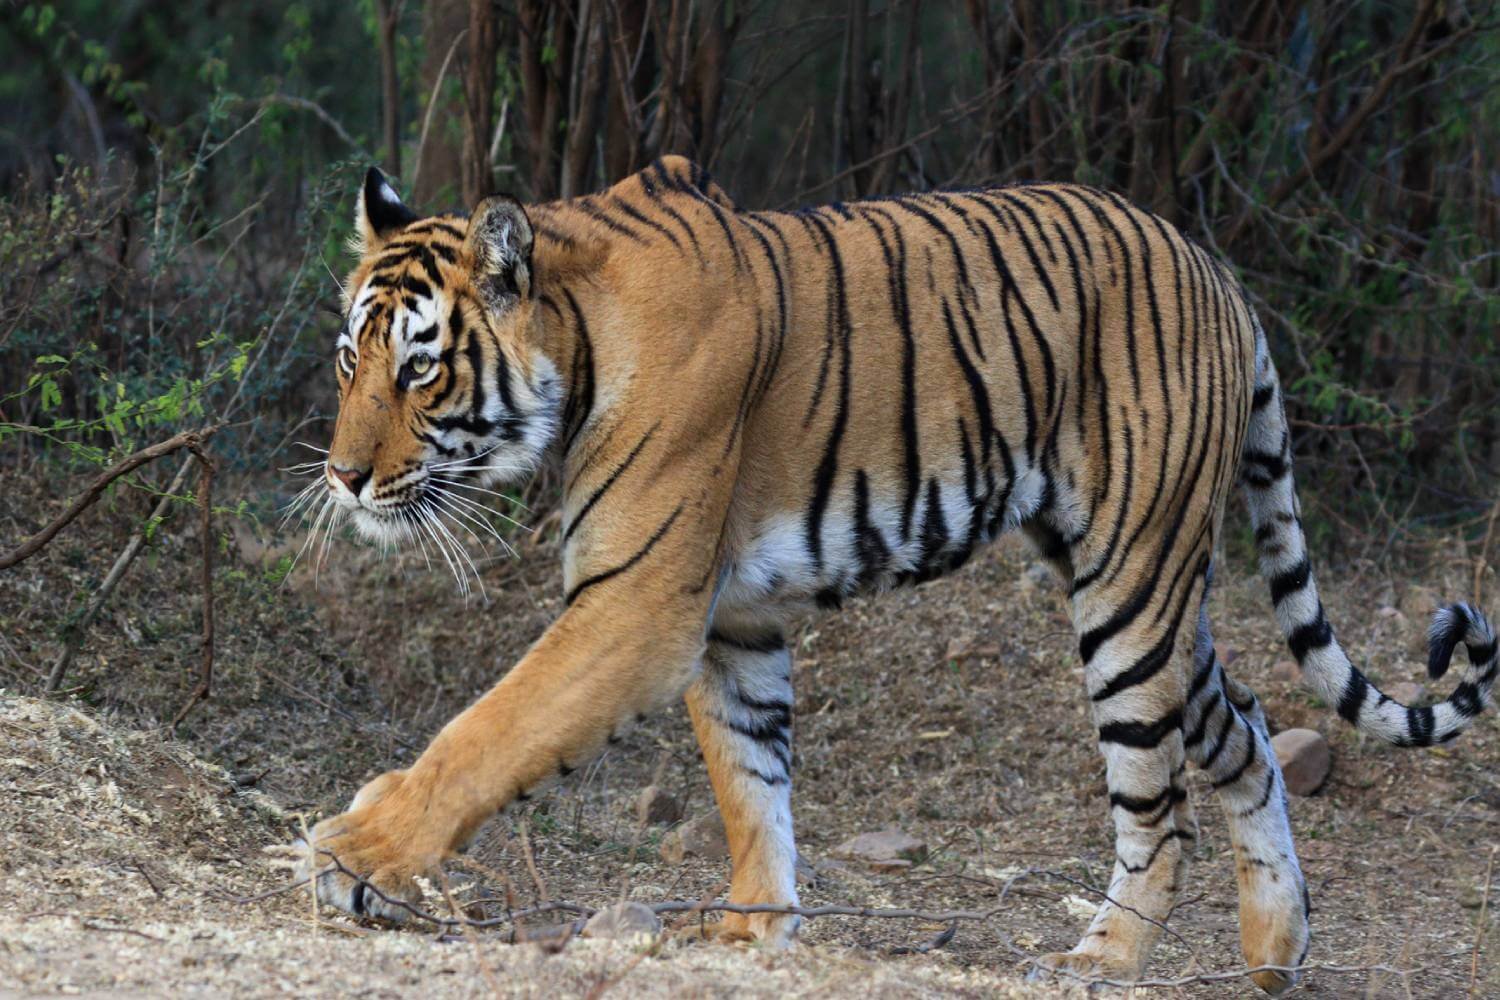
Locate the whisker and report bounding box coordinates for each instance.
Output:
[283,497,333,587]
[320,253,349,301]
[314,505,345,587]
[293,441,330,454]
[415,501,465,595]
[427,463,530,475]
[430,445,502,470]
[427,491,518,560]
[425,501,488,602]
[427,482,532,533]
[430,476,535,514]
[401,508,434,571]
[278,480,325,529]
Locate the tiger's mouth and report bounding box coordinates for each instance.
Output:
[344,467,526,597]
[285,445,534,598]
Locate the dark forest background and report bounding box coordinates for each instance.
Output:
[1,0,1497,563]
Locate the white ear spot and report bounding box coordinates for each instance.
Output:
[377,181,401,206]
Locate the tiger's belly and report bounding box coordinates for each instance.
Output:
[718,464,1047,612]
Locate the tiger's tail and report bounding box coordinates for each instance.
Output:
[1241,317,1498,746]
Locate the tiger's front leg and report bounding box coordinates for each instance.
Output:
[685,615,800,946]
[291,596,712,919]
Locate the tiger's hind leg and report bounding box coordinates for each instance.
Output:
[1184,584,1308,996]
[683,614,800,947]
[1033,545,1204,985]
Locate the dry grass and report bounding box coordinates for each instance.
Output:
[2,467,1498,996]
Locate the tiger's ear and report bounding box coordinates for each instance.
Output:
[464,195,533,308]
[355,167,418,253]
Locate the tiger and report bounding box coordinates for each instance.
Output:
[290,156,1498,993]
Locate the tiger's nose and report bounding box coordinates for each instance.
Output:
[328,464,372,497]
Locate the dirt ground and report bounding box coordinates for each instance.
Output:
[2,468,1499,997]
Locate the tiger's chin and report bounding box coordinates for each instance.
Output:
[349,506,418,547]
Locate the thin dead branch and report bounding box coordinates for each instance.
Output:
[240,850,1432,992]
[1,425,220,572]
[169,450,216,731]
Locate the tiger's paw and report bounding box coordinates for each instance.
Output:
[1027,950,1139,990]
[1237,880,1308,996]
[274,770,444,923]
[676,911,800,949]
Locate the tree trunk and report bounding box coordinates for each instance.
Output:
[843,0,872,196]
[461,0,499,207]
[377,0,403,178]
[414,0,468,206]
[561,0,608,198]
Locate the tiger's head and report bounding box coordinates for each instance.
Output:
[322,168,560,547]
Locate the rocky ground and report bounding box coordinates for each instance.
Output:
[2,468,1498,997]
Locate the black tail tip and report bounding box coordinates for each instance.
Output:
[1427,604,1471,680]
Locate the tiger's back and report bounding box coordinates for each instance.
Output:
[693,183,1258,617]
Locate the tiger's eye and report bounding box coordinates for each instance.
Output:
[411,355,432,375]
[337,346,356,374]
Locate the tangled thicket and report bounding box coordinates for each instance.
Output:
[2,0,1497,557]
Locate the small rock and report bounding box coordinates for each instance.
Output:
[1270,660,1300,684]
[635,785,682,826]
[582,901,662,941]
[831,829,928,869]
[1272,728,1331,796]
[659,813,729,864]
[1387,681,1426,705]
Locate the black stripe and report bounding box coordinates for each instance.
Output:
[1199,704,1236,769]
[1336,670,1369,725]
[638,168,704,254]
[564,426,656,543]
[1098,708,1182,748]
[1109,784,1185,814]
[850,469,892,586]
[740,764,790,786]
[564,503,684,605]
[575,199,648,243]
[1123,829,1193,873]
[708,629,786,655]
[1269,557,1312,606]
[560,289,595,454]
[1288,609,1334,661]
[801,214,852,570]
[857,207,922,540]
[1450,681,1484,717]
[1184,689,1222,747]
[1406,703,1436,745]
[1243,446,1290,483]
[1211,728,1258,789]
[611,196,684,250]
[1091,629,1175,703]
[1235,769,1277,816]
